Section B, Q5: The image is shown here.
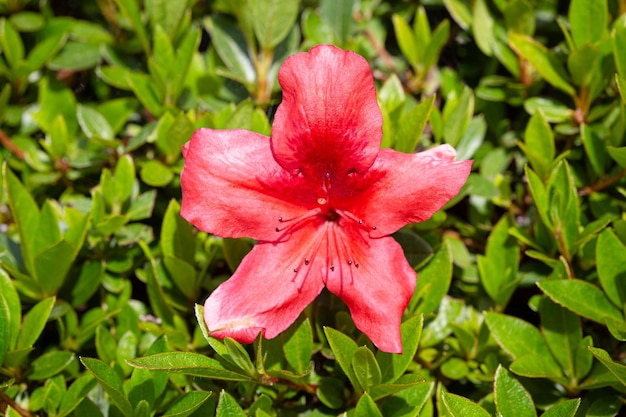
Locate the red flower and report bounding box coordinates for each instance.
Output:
[181,44,472,353]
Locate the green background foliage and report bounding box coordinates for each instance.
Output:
[1,0,625,415]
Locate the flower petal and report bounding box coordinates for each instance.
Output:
[204,222,327,342]
[181,128,319,241]
[271,44,382,178]
[324,224,417,353]
[354,145,473,237]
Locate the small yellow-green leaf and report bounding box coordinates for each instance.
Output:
[494,366,537,417]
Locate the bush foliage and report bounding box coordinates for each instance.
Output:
[1,0,626,416]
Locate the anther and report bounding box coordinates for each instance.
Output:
[347,260,353,265]
[330,264,335,271]
[354,262,359,268]
[304,258,310,265]
[372,225,377,230]
[278,216,283,222]
[275,227,280,232]
[358,219,363,224]
[293,268,298,273]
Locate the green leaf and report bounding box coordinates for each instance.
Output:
[204,15,255,85]
[113,0,151,55]
[455,114,486,160]
[77,104,114,140]
[48,41,100,71]
[162,391,212,417]
[443,0,471,30]
[441,391,491,417]
[537,279,622,325]
[324,327,360,389]
[0,269,21,350]
[392,13,419,66]
[354,393,383,417]
[252,0,300,49]
[0,292,10,365]
[4,165,40,275]
[127,352,255,381]
[508,33,575,96]
[29,350,75,380]
[520,110,554,180]
[607,144,626,167]
[484,312,563,379]
[319,0,354,44]
[57,374,97,417]
[223,337,256,377]
[541,398,580,417]
[395,95,435,153]
[540,298,582,381]
[472,0,495,56]
[282,319,313,374]
[352,346,381,391]
[587,347,626,387]
[145,0,186,38]
[81,357,135,417]
[581,124,608,177]
[0,18,24,69]
[568,0,607,48]
[478,215,520,308]
[423,20,450,71]
[377,315,423,383]
[317,377,345,409]
[504,0,535,36]
[443,86,474,147]
[596,228,626,308]
[216,390,246,417]
[409,241,453,315]
[161,198,196,264]
[613,26,626,78]
[127,72,163,116]
[494,366,537,417]
[140,160,173,187]
[16,296,55,349]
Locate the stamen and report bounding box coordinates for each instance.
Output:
[335,209,378,233]
[304,258,310,265]
[274,208,322,238]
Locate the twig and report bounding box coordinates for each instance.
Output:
[0,392,33,417]
[579,168,626,196]
[0,128,24,160]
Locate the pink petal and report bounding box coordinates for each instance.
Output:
[181,128,320,241]
[353,145,473,238]
[323,223,417,353]
[204,222,327,342]
[271,44,382,178]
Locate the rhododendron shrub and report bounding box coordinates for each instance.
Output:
[181,44,472,353]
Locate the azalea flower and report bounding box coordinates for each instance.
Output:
[181,44,472,353]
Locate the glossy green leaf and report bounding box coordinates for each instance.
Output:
[443,86,474,147]
[520,110,554,180]
[478,215,520,308]
[57,374,97,417]
[596,228,626,307]
[354,393,383,417]
[613,26,626,78]
[216,390,246,417]
[77,104,114,140]
[395,95,435,153]
[393,14,419,66]
[587,347,626,387]
[127,72,163,116]
[409,241,453,315]
[316,377,345,409]
[541,398,580,417]
[568,0,607,48]
[128,352,255,381]
[504,0,535,36]
[494,366,537,417]
[140,160,173,187]
[581,124,608,176]
[0,293,9,365]
[252,0,299,49]
[377,315,423,383]
[441,391,491,417]
[204,15,255,85]
[282,319,313,374]
[607,144,626,167]
[443,0,471,30]
[509,33,575,96]
[48,41,100,71]
[319,0,354,44]
[0,18,24,68]
[324,327,360,389]
[162,391,212,417]
[146,0,186,38]
[29,350,75,380]
[352,346,381,391]
[16,296,55,349]
[538,279,622,325]
[81,357,134,417]
[540,298,582,381]
[113,0,151,54]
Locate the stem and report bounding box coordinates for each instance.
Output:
[579,168,626,196]
[0,392,33,417]
[254,48,274,105]
[0,128,24,160]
